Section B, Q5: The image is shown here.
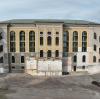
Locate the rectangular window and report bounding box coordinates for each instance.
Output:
[21,56,25,63]
[55,37,59,45]
[0,57,3,63]
[12,56,15,63]
[40,50,43,57]
[40,37,43,45]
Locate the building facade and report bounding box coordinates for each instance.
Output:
[0,19,100,74]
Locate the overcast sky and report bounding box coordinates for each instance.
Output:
[0,0,100,23]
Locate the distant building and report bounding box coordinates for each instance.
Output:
[0,19,100,74]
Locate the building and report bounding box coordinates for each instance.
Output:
[0,19,100,74]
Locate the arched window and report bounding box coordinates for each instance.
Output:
[40,50,43,57]
[29,31,35,52]
[20,31,25,52]
[82,55,86,62]
[93,56,96,62]
[94,32,97,39]
[10,31,15,41]
[47,50,52,58]
[10,31,16,52]
[82,31,87,52]
[73,31,78,41]
[73,31,78,52]
[73,55,77,62]
[47,36,52,45]
[55,50,59,57]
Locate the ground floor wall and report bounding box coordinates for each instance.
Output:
[0,52,100,75]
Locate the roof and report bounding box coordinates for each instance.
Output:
[0,19,99,25]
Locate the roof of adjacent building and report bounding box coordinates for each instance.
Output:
[0,19,99,25]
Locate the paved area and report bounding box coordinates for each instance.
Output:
[0,73,100,99]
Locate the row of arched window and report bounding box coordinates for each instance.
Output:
[63,31,87,53]
[73,55,97,63]
[10,31,35,52]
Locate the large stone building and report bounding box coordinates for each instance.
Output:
[0,19,100,74]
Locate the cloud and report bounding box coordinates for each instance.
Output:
[0,0,100,23]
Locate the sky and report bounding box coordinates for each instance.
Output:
[0,0,100,23]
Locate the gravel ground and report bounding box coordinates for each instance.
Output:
[0,73,100,99]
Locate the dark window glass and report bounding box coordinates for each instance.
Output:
[94,33,97,39]
[55,37,59,45]
[40,37,43,45]
[73,55,77,62]
[94,45,96,51]
[12,56,15,63]
[82,31,87,52]
[0,45,3,52]
[29,31,35,52]
[47,36,52,45]
[47,50,52,58]
[0,57,3,63]
[93,56,96,62]
[21,56,25,63]
[55,50,59,57]
[40,50,43,57]
[82,55,86,62]
[73,31,78,52]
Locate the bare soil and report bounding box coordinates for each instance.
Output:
[1,73,100,99]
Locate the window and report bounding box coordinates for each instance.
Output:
[40,37,43,45]
[73,31,78,52]
[20,31,25,52]
[10,31,16,52]
[82,55,86,62]
[21,66,24,69]
[40,50,43,57]
[94,45,97,51]
[99,48,100,54]
[99,59,100,63]
[0,32,3,40]
[29,31,35,52]
[0,57,3,63]
[94,32,97,39]
[82,31,87,52]
[48,32,51,35]
[99,36,100,42]
[0,45,3,52]
[55,50,59,57]
[93,56,96,62]
[55,37,59,45]
[47,36,52,45]
[12,56,15,63]
[47,50,52,58]
[21,56,25,63]
[63,31,69,57]
[73,55,77,62]
[56,32,59,35]
[82,66,85,69]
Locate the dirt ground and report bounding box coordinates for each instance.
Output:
[1,73,100,99]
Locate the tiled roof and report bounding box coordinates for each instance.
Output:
[0,19,99,25]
